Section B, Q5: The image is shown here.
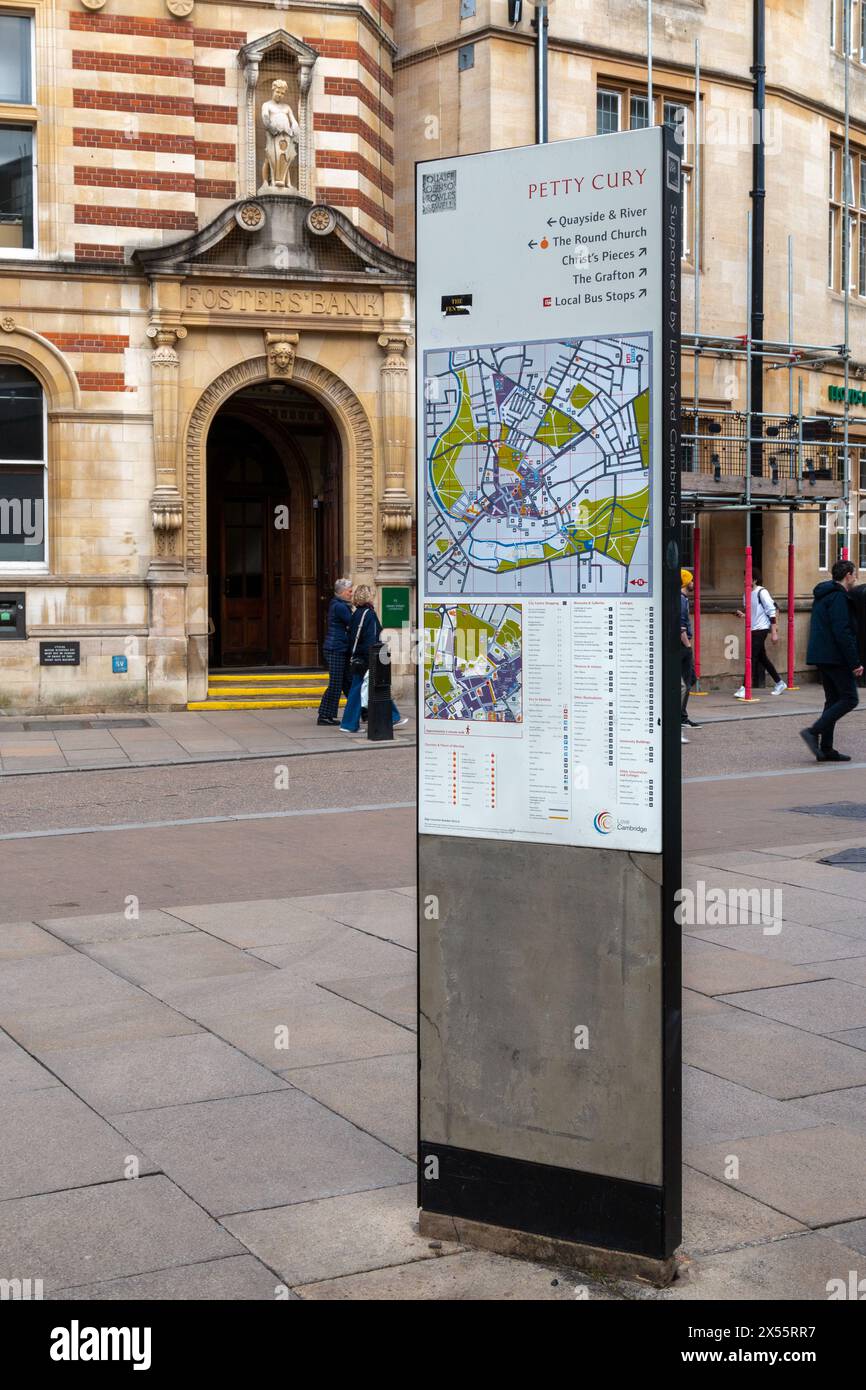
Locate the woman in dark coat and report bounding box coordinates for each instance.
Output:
[317,578,353,725]
[340,585,408,733]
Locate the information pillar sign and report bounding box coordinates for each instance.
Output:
[416,127,682,1272]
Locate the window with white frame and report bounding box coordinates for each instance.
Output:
[0,364,46,566]
[828,141,866,294]
[831,0,866,59]
[0,12,35,253]
[595,84,695,262]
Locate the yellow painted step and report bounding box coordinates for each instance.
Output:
[188,698,346,711]
[206,686,327,697]
[209,673,328,683]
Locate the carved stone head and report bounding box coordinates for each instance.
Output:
[271,79,289,103]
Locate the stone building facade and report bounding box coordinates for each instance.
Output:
[394,0,866,687]
[0,0,413,712]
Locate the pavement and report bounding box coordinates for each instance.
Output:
[0,707,417,776]
[3,699,866,1298]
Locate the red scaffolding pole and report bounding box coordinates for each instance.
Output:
[744,545,754,701]
[787,513,798,690]
[693,523,702,681]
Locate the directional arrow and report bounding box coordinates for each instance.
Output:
[547,217,557,227]
[639,288,647,298]
[528,240,538,249]
[639,267,648,278]
[638,246,648,257]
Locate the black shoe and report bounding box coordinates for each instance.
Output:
[682,718,701,728]
[822,749,852,762]
[317,717,338,726]
[800,727,821,759]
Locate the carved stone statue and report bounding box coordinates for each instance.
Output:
[259,79,300,194]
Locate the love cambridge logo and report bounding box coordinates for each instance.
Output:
[593,811,613,834]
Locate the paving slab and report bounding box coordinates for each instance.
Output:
[0,1175,241,1292]
[282,1053,416,1156]
[683,938,826,995]
[224,1183,439,1286]
[788,1084,866,1136]
[166,898,347,949]
[657,1231,865,1301]
[322,971,417,1031]
[680,1165,805,1256]
[0,921,71,961]
[683,1010,866,1097]
[295,1249,609,1300]
[813,955,866,986]
[686,1125,866,1226]
[830,1026,866,1051]
[689,920,866,963]
[678,870,866,929]
[0,1032,60,1095]
[683,1066,824,1145]
[0,1087,157,1200]
[0,953,143,1016]
[81,933,273,991]
[285,889,416,948]
[718,978,866,1035]
[48,1255,286,1301]
[823,1218,866,1257]
[40,1033,289,1114]
[248,922,413,982]
[155,972,413,1069]
[0,997,201,1054]
[36,909,196,946]
[114,1090,414,1217]
[682,988,738,1017]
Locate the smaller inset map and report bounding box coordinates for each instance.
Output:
[424,603,522,724]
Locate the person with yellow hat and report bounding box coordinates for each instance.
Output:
[681,569,697,741]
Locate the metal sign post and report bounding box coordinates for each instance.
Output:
[415,126,682,1280]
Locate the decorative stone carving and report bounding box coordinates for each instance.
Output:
[259,80,300,194]
[235,201,265,232]
[264,331,300,379]
[376,333,414,576]
[80,0,107,9]
[146,324,187,571]
[306,205,337,237]
[165,0,193,16]
[1,316,15,332]
[239,32,318,199]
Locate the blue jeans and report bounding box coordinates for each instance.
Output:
[340,671,401,731]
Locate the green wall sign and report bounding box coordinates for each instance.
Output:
[381,586,411,628]
[829,384,866,405]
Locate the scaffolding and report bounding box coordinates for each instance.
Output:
[645,0,860,699]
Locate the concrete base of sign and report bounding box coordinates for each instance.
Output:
[418,1209,679,1288]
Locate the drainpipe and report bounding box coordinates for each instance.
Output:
[750,0,766,477]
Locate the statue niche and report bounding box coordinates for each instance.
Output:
[259,78,300,195]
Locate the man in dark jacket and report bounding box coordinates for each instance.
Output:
[801,559,864,762]
[317,578,353,725]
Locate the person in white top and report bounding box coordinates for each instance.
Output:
[734,570,787,698]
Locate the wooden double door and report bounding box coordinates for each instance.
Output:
[206,408,341,668]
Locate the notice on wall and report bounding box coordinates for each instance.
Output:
[416,128,679,852]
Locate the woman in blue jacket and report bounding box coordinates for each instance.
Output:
[340,585,408,733]
[317,578,353,726]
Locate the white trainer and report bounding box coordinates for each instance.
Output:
[733,686,746,699]
[681,732,689,744]
[393,717,409,727]
[772,680,787,695]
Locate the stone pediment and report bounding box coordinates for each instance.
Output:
[132,196,414,284]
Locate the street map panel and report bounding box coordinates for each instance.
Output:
[425,333,652,597]
[424,602,522,724]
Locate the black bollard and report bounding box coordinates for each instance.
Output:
[367,640,394,741]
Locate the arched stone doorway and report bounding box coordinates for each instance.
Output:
[206,380,342,668]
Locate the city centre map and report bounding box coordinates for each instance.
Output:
[424,333,652,597]
[424,603,522,724]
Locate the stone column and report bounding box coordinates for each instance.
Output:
[377,333,414,585]
[243,57,260,196]
[145,322,189,709]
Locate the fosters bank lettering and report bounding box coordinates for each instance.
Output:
[185,287,383,317]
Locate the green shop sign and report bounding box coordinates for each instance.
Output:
[380,586,411,629]
[829,384,866,405]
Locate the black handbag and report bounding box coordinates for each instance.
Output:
[349,609,369,675]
